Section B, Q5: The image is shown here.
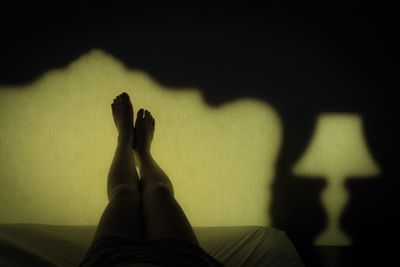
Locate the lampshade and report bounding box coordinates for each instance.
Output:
[293,113,380,245]
[293,114,380,177]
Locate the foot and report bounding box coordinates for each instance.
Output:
[111,92,134,144]
[134,108,155,159]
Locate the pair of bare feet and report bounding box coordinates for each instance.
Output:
[111,92,154,163]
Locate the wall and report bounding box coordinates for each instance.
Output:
[0,50,282,226]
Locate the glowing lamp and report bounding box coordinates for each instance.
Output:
[292,113,380,245]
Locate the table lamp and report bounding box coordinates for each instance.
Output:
[292,113,380,245]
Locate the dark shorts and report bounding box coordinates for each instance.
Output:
[79,234,224,267]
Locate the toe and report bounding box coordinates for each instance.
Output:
[121,92,130,102]
[137,109,144,119]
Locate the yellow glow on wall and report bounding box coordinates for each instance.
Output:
[0,49,282,227]
[293,114,380,245]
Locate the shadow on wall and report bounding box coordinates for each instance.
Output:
[0,0,396,254]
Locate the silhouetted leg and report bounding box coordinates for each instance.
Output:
[92,92,143,243]
[134,109,199,245]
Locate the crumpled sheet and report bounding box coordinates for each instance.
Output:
[0,223,304,267]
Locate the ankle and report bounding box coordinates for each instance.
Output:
[137,151,151,160]
[134,150,151,164]
[118,134,133,145]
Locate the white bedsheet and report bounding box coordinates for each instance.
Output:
[0,224,304,267]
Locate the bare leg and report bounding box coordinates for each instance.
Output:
[107,93,140,200]
[92,92,143,243]
[134,109,199,245]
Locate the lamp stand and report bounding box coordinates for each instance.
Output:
[315,174,351,245]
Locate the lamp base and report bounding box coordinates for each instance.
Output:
[315,229,352,246]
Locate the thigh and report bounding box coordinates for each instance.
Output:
[142,183,199,246]
[92,185,143,243]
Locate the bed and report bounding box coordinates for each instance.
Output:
[0,224,304,267]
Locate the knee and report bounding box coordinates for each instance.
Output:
[110,184,140,201]
[143,183,174,200]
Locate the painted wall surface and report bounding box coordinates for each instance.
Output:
[0,49,282,227]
